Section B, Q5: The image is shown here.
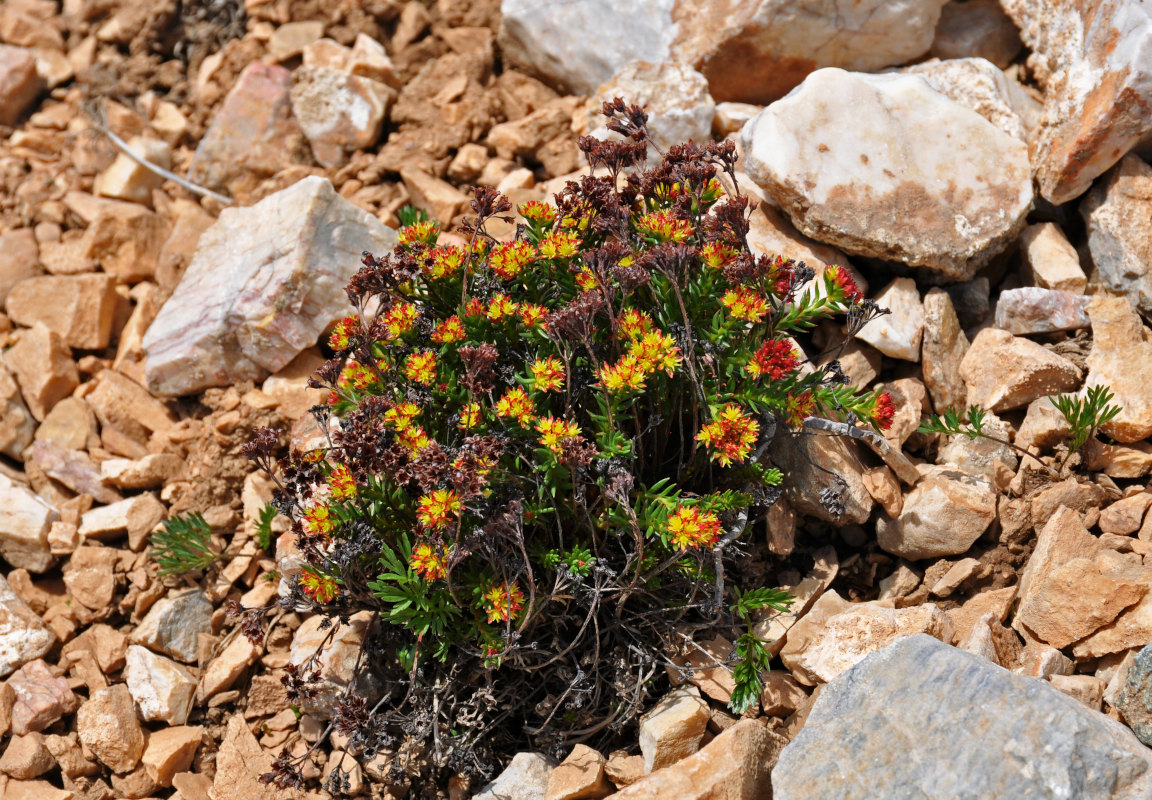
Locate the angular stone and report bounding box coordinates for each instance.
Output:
[0,44,43,126]
[904,56,1039,143]
[614,719,785,800]
[741,68,1032,279]
[584,61,714,151]
[937,411,1017,483]
[1000,0,1152,204]
[0,733,54,779]
[782,602,953,684]
[3,322,78,422]
[498,0,677,95]
[124,644,196,724]
[84,370,175,458]
[0,228,41,306]
[929,0,1022,67]
[77,494,165,547]
[187,61,311,196]
[1100,493,1152,535]
[772,635,1152,799]
[129,588,212,663]
[1014,506,1099,629]
[1081,155,1152,316]
[0,475,56,573]
[1016,554,1148,649]
[3,779,72,800]
[1019,222,1087,294]
[994,287,1090,335]
[5,274,117,349]
[35,396,97,452]
[94,136,171,206]
[931,557,982,598]
[920,288,968,412]
[62,623,127,674]
[876,466,996,560]
[1073,590,1152,660]
[1030,479,1112,531]
[773,434,872,524]
[267,20,324,62]
[638,686,709,774]
[81,205,171,282]
[199,633,258,701]
[29,441,120,504]
[960,327,1082,412]
[141,725,202,787]
[669,635,735,704]
[211,714,287,800]
[62,546,117,611]
[855,278,923,361]
[487,96,582,168]
[44,733,98,779]
[760,671,809,717]
[545,744,612,800]
[1115,644,1152,746]
[290,66,393,168]
[100,453,184,489]
[1049,674,1106,711]
[0,573,54,679]
[0,365,35,460]
[754,546,839,656]
[400,169,470,226]
[673,0,949,104]
[76,683,145,773]
[878,562,922,601]
[8,659,77,736]
[475,752,555,800]
[1084,295,1152,443]
[143,177,396,396]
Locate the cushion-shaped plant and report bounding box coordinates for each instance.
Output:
[242,100,893,788]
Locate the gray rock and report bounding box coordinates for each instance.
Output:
[129,589,213,663]
[921,289,969,413]
[1115,644,1152,746]
[474,752,555,800]
[499,0,677,95]
[741,68,1032,280]
[994,287,1091,335]
[929,0,1022,68]
[1081,155,1152,318]
[143,177,396,396]
[773,635,1152,800]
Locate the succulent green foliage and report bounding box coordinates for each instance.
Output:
[149,512,216,576]
[397,204,430,228]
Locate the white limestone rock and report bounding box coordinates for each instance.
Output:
[498,0,677,95]
[124,645,196,725]
[0,475,56,573]
[1000,0,1152,204]
[902,57,1042,143]
[142,177,396,396]
[855,277,924,361]
[741,68,1033,280]
[0,572,55,677]
[585,61,714,152]
[1080,154,1152,317]
[876,465,997,560]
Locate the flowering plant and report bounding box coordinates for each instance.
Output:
[243,100,893,786]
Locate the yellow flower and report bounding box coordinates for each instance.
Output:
[482,582,525,624]
[417,489,462,530]
[384,401,420,430]
[404,351,437,385]
[425,245,465,279]
[432,315,466,343]
[486,293,519,322]
[518,303,548,327]
[529,356,566,393]
[599,355,647,393]
[384,302,419,338]
[697,404,760,467]
[302,504,334,538]
[489,241,538,280]
[666,506,722,550]
[495,387,535,426]
[619,309,654,341]
[328,464,356,500]
[539,231,581,260]
[397,219,440,247]
[300,567,339,603]
[328,315,358,350]
[410,542,448,580]
[535,416,581,454]
[720,288,770,323]
[635,210,694,243]
[396,424,431,455]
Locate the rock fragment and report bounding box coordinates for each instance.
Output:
[129,589,213,663]
[0,44,42,125]
[1019,222,1087,293]
[1000,0,1152,203]
[474,752,555,800]
[876,466,996,560]
[545,744,613,800]
[76,684,145,773]
[5,274,117,350]
[903,56,1039,142]
[584,61,714,151]
[3,322,78,422]
[741,68,1032,279]
[143,177,396,396]
[290,66,393,168]
[993,287,1090,335]
[124,645,197,724]
[1115,644,1152,746]
[1084,295,1152,443]
[960,327,1081,412]
[854,278,923,361]
[0,475,56,573]
[7,659,77,735]
[772,635,1152,799]
[638,686,709,773]
[929,0,1022,67]
[1081,155,1152,318]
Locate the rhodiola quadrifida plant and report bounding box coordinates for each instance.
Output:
[238,100,896,790]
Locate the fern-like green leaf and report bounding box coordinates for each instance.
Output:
[150,513,217,576]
